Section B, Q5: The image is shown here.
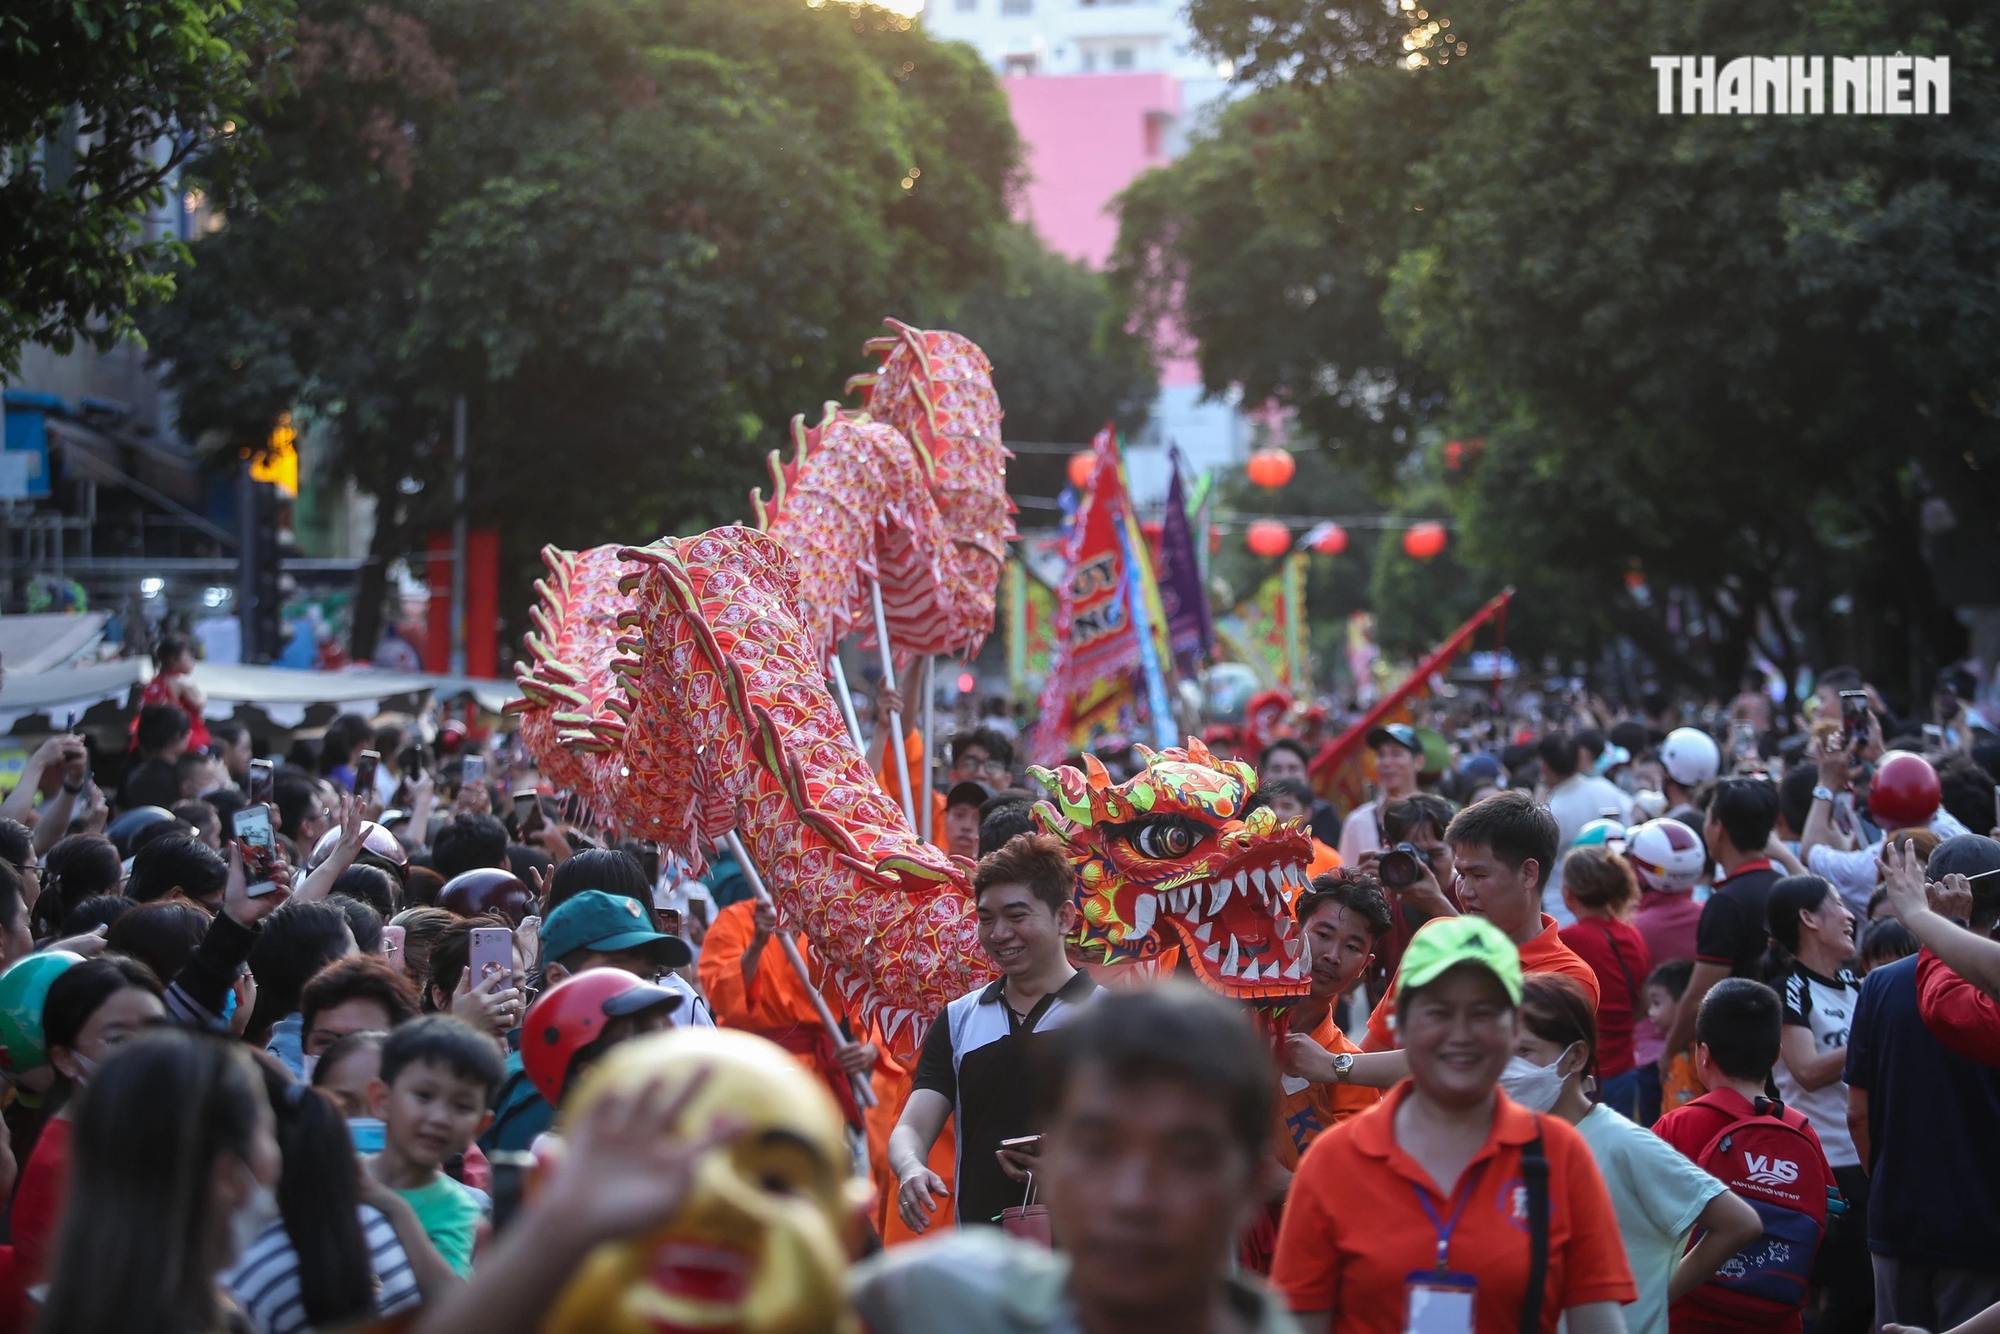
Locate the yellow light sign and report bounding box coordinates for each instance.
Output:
[253,411,299,496]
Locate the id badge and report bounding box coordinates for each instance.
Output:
[1404,1271,1477,1334]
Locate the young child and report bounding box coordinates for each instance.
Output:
[1646,958,1706,1117]
[365,1016,504,1276]
[1654,979,1836,1334]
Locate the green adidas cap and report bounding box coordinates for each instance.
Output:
[1395,915,1523,1007]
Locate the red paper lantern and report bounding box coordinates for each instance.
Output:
[1246,519,1292,558]
[1311,524,1348,555]
[1067,450,1096,490]
[1139,519,1164,543]
[1402,521,1448,560]
[1245,448,1296,489]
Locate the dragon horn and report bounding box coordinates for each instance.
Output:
[1027,764,1094,826]
[1133,743,1158,767]
[1185,736,1218,768]
[1082,752,1112,791]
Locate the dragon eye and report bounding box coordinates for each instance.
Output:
[1134,821,1197,859]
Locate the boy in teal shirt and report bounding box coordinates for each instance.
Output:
[365,1015,505,1275]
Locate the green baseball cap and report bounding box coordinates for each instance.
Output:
[542,891,693,971]
[1394,916,1523,1007]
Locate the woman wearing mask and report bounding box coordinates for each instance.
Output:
[13,955,166,1289]
[1766,874,1870,1334]
[225,1060,456,1333]
[1271,916,1637,1334]
[1512,974,1762,1334]
[35,1028,275,1334]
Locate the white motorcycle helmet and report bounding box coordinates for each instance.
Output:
[1625,818,1707,893]
[1659,726,1721,788]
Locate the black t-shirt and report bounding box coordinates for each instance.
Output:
[118,757,180,814]
[1694,861,1782,979]
[1845,954,2000,1266]
[911,969,1097,1228]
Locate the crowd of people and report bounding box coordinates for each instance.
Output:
[0,643,1995,1334]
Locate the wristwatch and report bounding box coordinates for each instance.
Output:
[1811,784,1840,802]
[1329,1052,1355,1083]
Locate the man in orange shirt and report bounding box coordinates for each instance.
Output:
[1362,790,1601,1053]
[697,898,877,1127]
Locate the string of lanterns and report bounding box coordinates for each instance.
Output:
[1060,444,1450,560]
[1244,448,1446,560]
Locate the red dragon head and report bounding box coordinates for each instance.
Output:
[1028,740,1315,1002]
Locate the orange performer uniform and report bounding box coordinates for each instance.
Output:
[700,900,866,1125]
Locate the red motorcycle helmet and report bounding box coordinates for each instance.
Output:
[1869,751,1941,829]
[439,868,534,926]
[521,968,683,1106]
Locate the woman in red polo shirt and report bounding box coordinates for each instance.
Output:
[1270,915,1635,1334]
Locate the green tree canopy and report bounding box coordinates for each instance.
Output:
[1,0,291,371]
[1113,0,2000,701]
[145,0,1022,650]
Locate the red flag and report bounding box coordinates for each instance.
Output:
[1308,589,1513,803]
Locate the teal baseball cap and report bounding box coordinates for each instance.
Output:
[541,890,693,970]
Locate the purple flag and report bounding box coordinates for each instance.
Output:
[1156,452,1213,668]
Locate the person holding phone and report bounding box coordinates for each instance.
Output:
[888,835,1097,1235]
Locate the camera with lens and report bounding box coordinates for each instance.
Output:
[1378,842,1432,891]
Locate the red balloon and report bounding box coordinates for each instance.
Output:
[1067,450,1096,490]
[1402,521,1448,560]
[1246,448,1296,489]
[1246,519,1292,558]
[1311,524,1348,555]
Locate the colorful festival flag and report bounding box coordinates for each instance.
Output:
[1156,452,1215,671]
[1032,426,1165,763]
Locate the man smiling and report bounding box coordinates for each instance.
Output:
[1361,791,1601,1051]
[889,833,1098,1233]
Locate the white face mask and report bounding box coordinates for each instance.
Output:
[300,1053,319,1081]
[229,1180,281,1259]
[1497,1043,1579,1113]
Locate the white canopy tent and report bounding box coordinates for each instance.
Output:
[0,657,521,733]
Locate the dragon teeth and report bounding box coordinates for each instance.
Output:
[1235,869,1250,896]
[1193,921,1213,944]
[1285,958,1305,980]
[1209,879,1232,915]
[1252,867,1269,897]
[1222,935,1241,976]
[1243,960,1263,982]
[1130,893,1157,941]
[1203,942,1221,963]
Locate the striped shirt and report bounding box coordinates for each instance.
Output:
[223,1205,421,1334]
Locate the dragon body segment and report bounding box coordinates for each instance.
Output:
[508,322,1314,1059]
[849,319,1014,659]
[749,404,952,667]
[611,528,992,1057]
[509,544,644,824]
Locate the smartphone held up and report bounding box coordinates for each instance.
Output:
[234,804,281,896]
